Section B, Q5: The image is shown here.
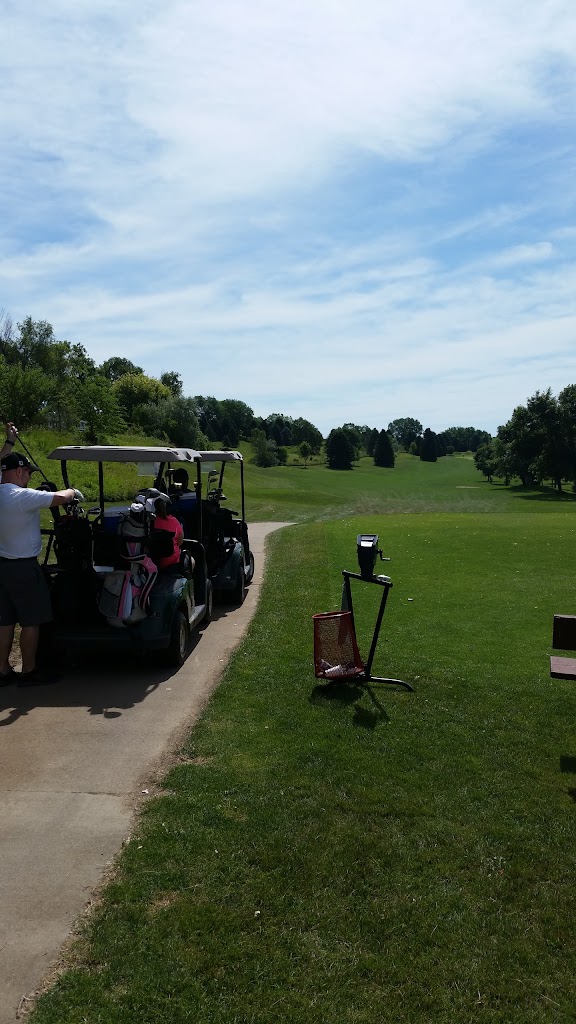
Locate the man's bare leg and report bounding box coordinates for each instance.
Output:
[0,624,15,674]
[19,625,40,674]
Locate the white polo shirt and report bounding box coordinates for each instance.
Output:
[0,483,54,558]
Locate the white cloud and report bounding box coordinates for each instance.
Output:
[0,1,575,436]
[486,242,555,268]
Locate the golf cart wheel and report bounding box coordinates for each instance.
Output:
[232,564,247,606]
[247,551,255,584]
[164,609,189,667]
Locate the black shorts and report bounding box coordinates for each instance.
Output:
[0,557,53,627]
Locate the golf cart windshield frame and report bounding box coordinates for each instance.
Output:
[47,445,203,518]
[196,451,245,522]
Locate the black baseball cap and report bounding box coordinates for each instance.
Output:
[0,452,40,473]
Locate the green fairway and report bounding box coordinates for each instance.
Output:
[28,449,576,1024]
[240,452,576,523]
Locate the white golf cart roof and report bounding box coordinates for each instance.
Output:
[48,445,201,463]
[197,450,243,462]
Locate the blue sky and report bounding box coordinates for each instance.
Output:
[1,0,575,436]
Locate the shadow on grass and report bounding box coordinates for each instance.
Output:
[309,680,390,728]
[310,681,363,705]
[509,485,576,503]
[559,757,576,801]
[353,685,390,729]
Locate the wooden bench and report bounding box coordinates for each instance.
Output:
[551,615,576,679]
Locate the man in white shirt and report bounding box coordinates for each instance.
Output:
[0,447,83,686]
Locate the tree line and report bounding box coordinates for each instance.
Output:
[0,315,323,455]
[324,419,492,470]
[0,313,491,470]
[474,387,576,491]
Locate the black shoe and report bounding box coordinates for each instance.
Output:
[18,668,60,687]
[0,667,15,687]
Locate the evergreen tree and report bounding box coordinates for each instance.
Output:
[420,428,438,463]
[373,429,395,467]
[436,433,447,457]
[325,428,355,470]
[366,427,379,457]
[292,417,323,453]
[340,423,363,459]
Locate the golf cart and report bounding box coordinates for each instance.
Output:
[167,450,255,605]
[40,446,212,667]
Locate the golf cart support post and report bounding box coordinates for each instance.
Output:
[313,534,414,692]
[194,450,254,603]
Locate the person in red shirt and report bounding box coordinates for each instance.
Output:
[149,496,184,570]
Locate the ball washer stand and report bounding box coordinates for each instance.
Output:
[314,534,414,692]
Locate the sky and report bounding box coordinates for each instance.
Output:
[1,0,575,437]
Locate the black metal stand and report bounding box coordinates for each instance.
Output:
[341,570,414,692]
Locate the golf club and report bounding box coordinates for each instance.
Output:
[0,411,51,483]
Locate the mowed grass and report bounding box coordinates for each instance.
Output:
[241,452,576,522]
[31,503,576,1023]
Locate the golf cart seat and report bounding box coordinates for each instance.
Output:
[170,491,199,537]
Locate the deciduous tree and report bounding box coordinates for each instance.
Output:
[100,356,143,381]
[112,374,171,422]
[298,441,312,467]
[388,417,423,450]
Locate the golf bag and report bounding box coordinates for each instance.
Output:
[98,498,159,627]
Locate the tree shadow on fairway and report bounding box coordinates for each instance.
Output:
[509,485,576,503]
[309,680,389,728]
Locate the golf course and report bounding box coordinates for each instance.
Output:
[29,450,576,1024]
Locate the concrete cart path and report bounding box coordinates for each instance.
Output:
[0,522,292,1023]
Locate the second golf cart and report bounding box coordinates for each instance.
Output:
[168,450,255,605]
